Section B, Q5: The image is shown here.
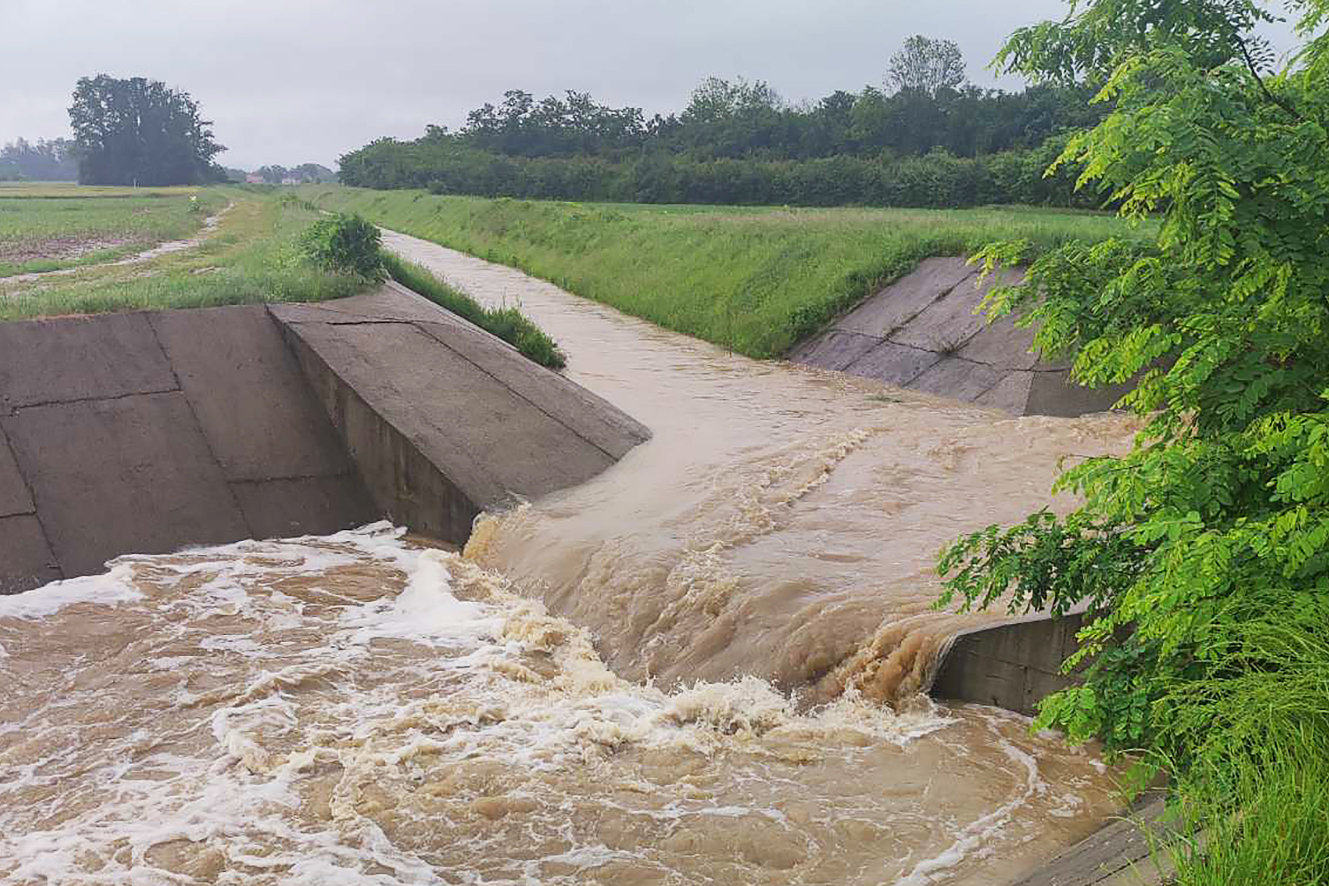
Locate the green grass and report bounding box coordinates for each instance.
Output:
[0,188,566,371]
[384,253,565,368]
[301,185,1148,358]
[1154,613,1329,885]
[0,183,228,276]
[0,189,367,320]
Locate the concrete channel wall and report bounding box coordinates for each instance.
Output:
[0,284,648,593]
[931,612,1086,716]
[792,257,1135,415]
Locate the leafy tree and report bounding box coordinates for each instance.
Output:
[936,0,1329,789]
[68,75,225,185]
[681,76,784,123]
[887,35,967,96]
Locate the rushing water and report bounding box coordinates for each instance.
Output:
[1,529,1120,885]
[385,230,1138,703]
[0,233,1142,884]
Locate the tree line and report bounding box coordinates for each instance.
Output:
[0,138,79,181]
[338,36,1104,208]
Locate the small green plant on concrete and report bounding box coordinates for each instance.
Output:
[300,212,384,280]
[382,252,566,369]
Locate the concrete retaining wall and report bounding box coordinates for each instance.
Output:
[930,612,1085,716]
[272,284,650,543]
[792,258,1134,416]
[0,284,648,592]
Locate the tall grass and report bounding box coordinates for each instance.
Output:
[1156,610,1329,884]
[383,252,565,368]
[302,185,1146,358]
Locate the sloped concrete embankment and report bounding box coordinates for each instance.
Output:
[793,257,1134,416]
[0,283,648,593]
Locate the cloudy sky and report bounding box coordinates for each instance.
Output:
[0,0,1299,170]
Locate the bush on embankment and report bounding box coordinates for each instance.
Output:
[301,186,1139,359]
[292,209,564,368]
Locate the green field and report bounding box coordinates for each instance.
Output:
[301,185,1147,358]
[0,188,366,320]
[0,183,229,276]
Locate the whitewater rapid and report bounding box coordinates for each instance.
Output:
[0,526,1120,885]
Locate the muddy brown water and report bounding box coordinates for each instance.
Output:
[0,233,1142,884]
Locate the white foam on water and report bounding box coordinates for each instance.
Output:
[0,526,1118,886]
[0,562,142,619]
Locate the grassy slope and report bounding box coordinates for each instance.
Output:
[0,189,366,320]
[303,185,1144,358]
[0,184,229,276]
[383,252,566,368]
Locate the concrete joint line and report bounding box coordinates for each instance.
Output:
[0,424,63,580]
[410,321,622,464]
[145,314,254,540]
[227,470,359,487]
[5,385,182,414]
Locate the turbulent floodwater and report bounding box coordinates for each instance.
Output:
[385,230,1139,703]
[0,233,1143,884]
[0,528,1121,885]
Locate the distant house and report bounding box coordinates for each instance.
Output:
[244,172,264,184]
[281,177,299,185]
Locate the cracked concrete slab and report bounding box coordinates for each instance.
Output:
[843,341,941,387]
[0,515,60,595]
[0,313,177,413]
[788,330,880,371]
[0,284,648,582]
[275,283,649,544]
[836,257,978,338]
[909,358,1005,402]
[150,305,353,482]
[232,476,376,541]
[0,426,32,517]
[792,257,1128,415]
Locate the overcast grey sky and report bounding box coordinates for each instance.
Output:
[0,0,1298,170]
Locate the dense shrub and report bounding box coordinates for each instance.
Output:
[338,140,1096,210]
[300,213,384,280]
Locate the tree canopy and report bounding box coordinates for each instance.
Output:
[337,37,1104,208]
[68,75,225,186]
[937,3,1329,866]
[887,35,968,95]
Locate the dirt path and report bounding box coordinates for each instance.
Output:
[0,201,234,285]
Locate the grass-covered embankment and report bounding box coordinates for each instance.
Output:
[383,253,565,368]
[302,185,1144,358]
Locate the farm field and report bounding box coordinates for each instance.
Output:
[0,186,367,320]
[0,183,228,276]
